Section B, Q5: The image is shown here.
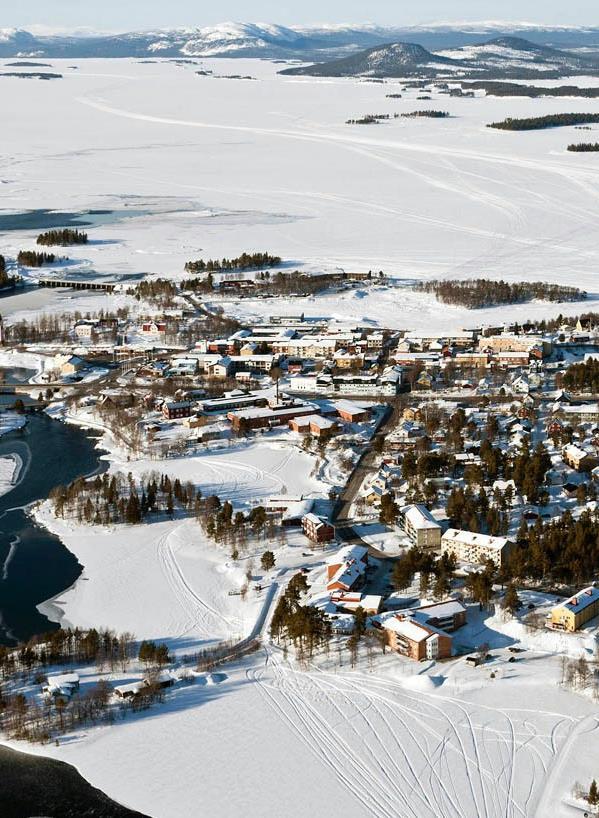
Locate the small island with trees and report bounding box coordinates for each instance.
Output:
[415,278,586,309]
[567,142,599,152]
[488,113,599,131]
[17,251,59,268]
[184,251,281,274]
[37,229,88,247]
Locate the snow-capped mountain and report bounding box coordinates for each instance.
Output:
[1,23,599,61]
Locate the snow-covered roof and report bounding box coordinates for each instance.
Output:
[45,672,79,691]
[403,504,441,531]
[442,529,511,552]
[554,585,599,615]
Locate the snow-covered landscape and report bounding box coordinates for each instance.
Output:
[3,11,599,818]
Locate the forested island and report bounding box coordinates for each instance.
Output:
[0,72,62,81]
[488,113,599,131]
[416,278,586,308]
[567,143,599,152]
[37,229,88,247]
[463,81,599,98]
[17,251,58,268]
[401,110,449,118]
[184,251,281,274]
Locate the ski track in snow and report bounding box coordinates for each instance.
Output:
[248,649,582,818]
[156,522,241,639]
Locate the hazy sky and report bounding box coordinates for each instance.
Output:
[9,1,599,33]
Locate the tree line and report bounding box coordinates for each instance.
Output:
[184,251,281,274]
[401,110,449,118]
[415,278,584,308]
[488,113,599,131]
[463,81,599,98]
[37,228,88,246]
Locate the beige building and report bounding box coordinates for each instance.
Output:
[441,529,512,567]
[550,586,599,632]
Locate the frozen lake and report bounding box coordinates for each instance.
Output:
[0,58,598,329]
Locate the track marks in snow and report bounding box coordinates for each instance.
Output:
[249,654,580,818]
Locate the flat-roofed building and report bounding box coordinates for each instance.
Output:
[441,529,512,567]
[401,504,442,549]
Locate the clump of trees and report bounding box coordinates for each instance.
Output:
[270,573,331,660]
[184,251,281,274]
[346,114,393,124]
[563,357,599,393]
[50,471,197,526]
[37,228,88,246]
[393,547,457,600]
[17,250,57,267]
[129,278,178,308]
[401,110,449,118]
[196,493,281,555]
[568,142,599,152]
[416,278,585,308]
[488,113,599,131]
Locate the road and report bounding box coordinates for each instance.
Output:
[333,403,394,524]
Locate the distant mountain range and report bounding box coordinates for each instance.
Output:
[2,22,599,62]
[281,36,599,80]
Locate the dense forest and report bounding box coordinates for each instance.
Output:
[184,251,281,274]
[463,82,599,98]
[488,113,599,131]
[567,143,599,152]
[17,250,57,267]
[401,110,449,118]
[563,358,599,393]
[36,229,88,246]
[416,278,585,308]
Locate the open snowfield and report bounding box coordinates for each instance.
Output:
[1,59,599,329]
[7,645,599,818]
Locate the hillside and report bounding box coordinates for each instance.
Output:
[281,35,599,80]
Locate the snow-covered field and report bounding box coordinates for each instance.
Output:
[1,59,599,331]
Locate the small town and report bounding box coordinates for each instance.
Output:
[3,7,599,816]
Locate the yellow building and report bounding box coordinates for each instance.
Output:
[550,586,599,632]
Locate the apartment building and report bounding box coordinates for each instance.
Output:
[441,529,512,568]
